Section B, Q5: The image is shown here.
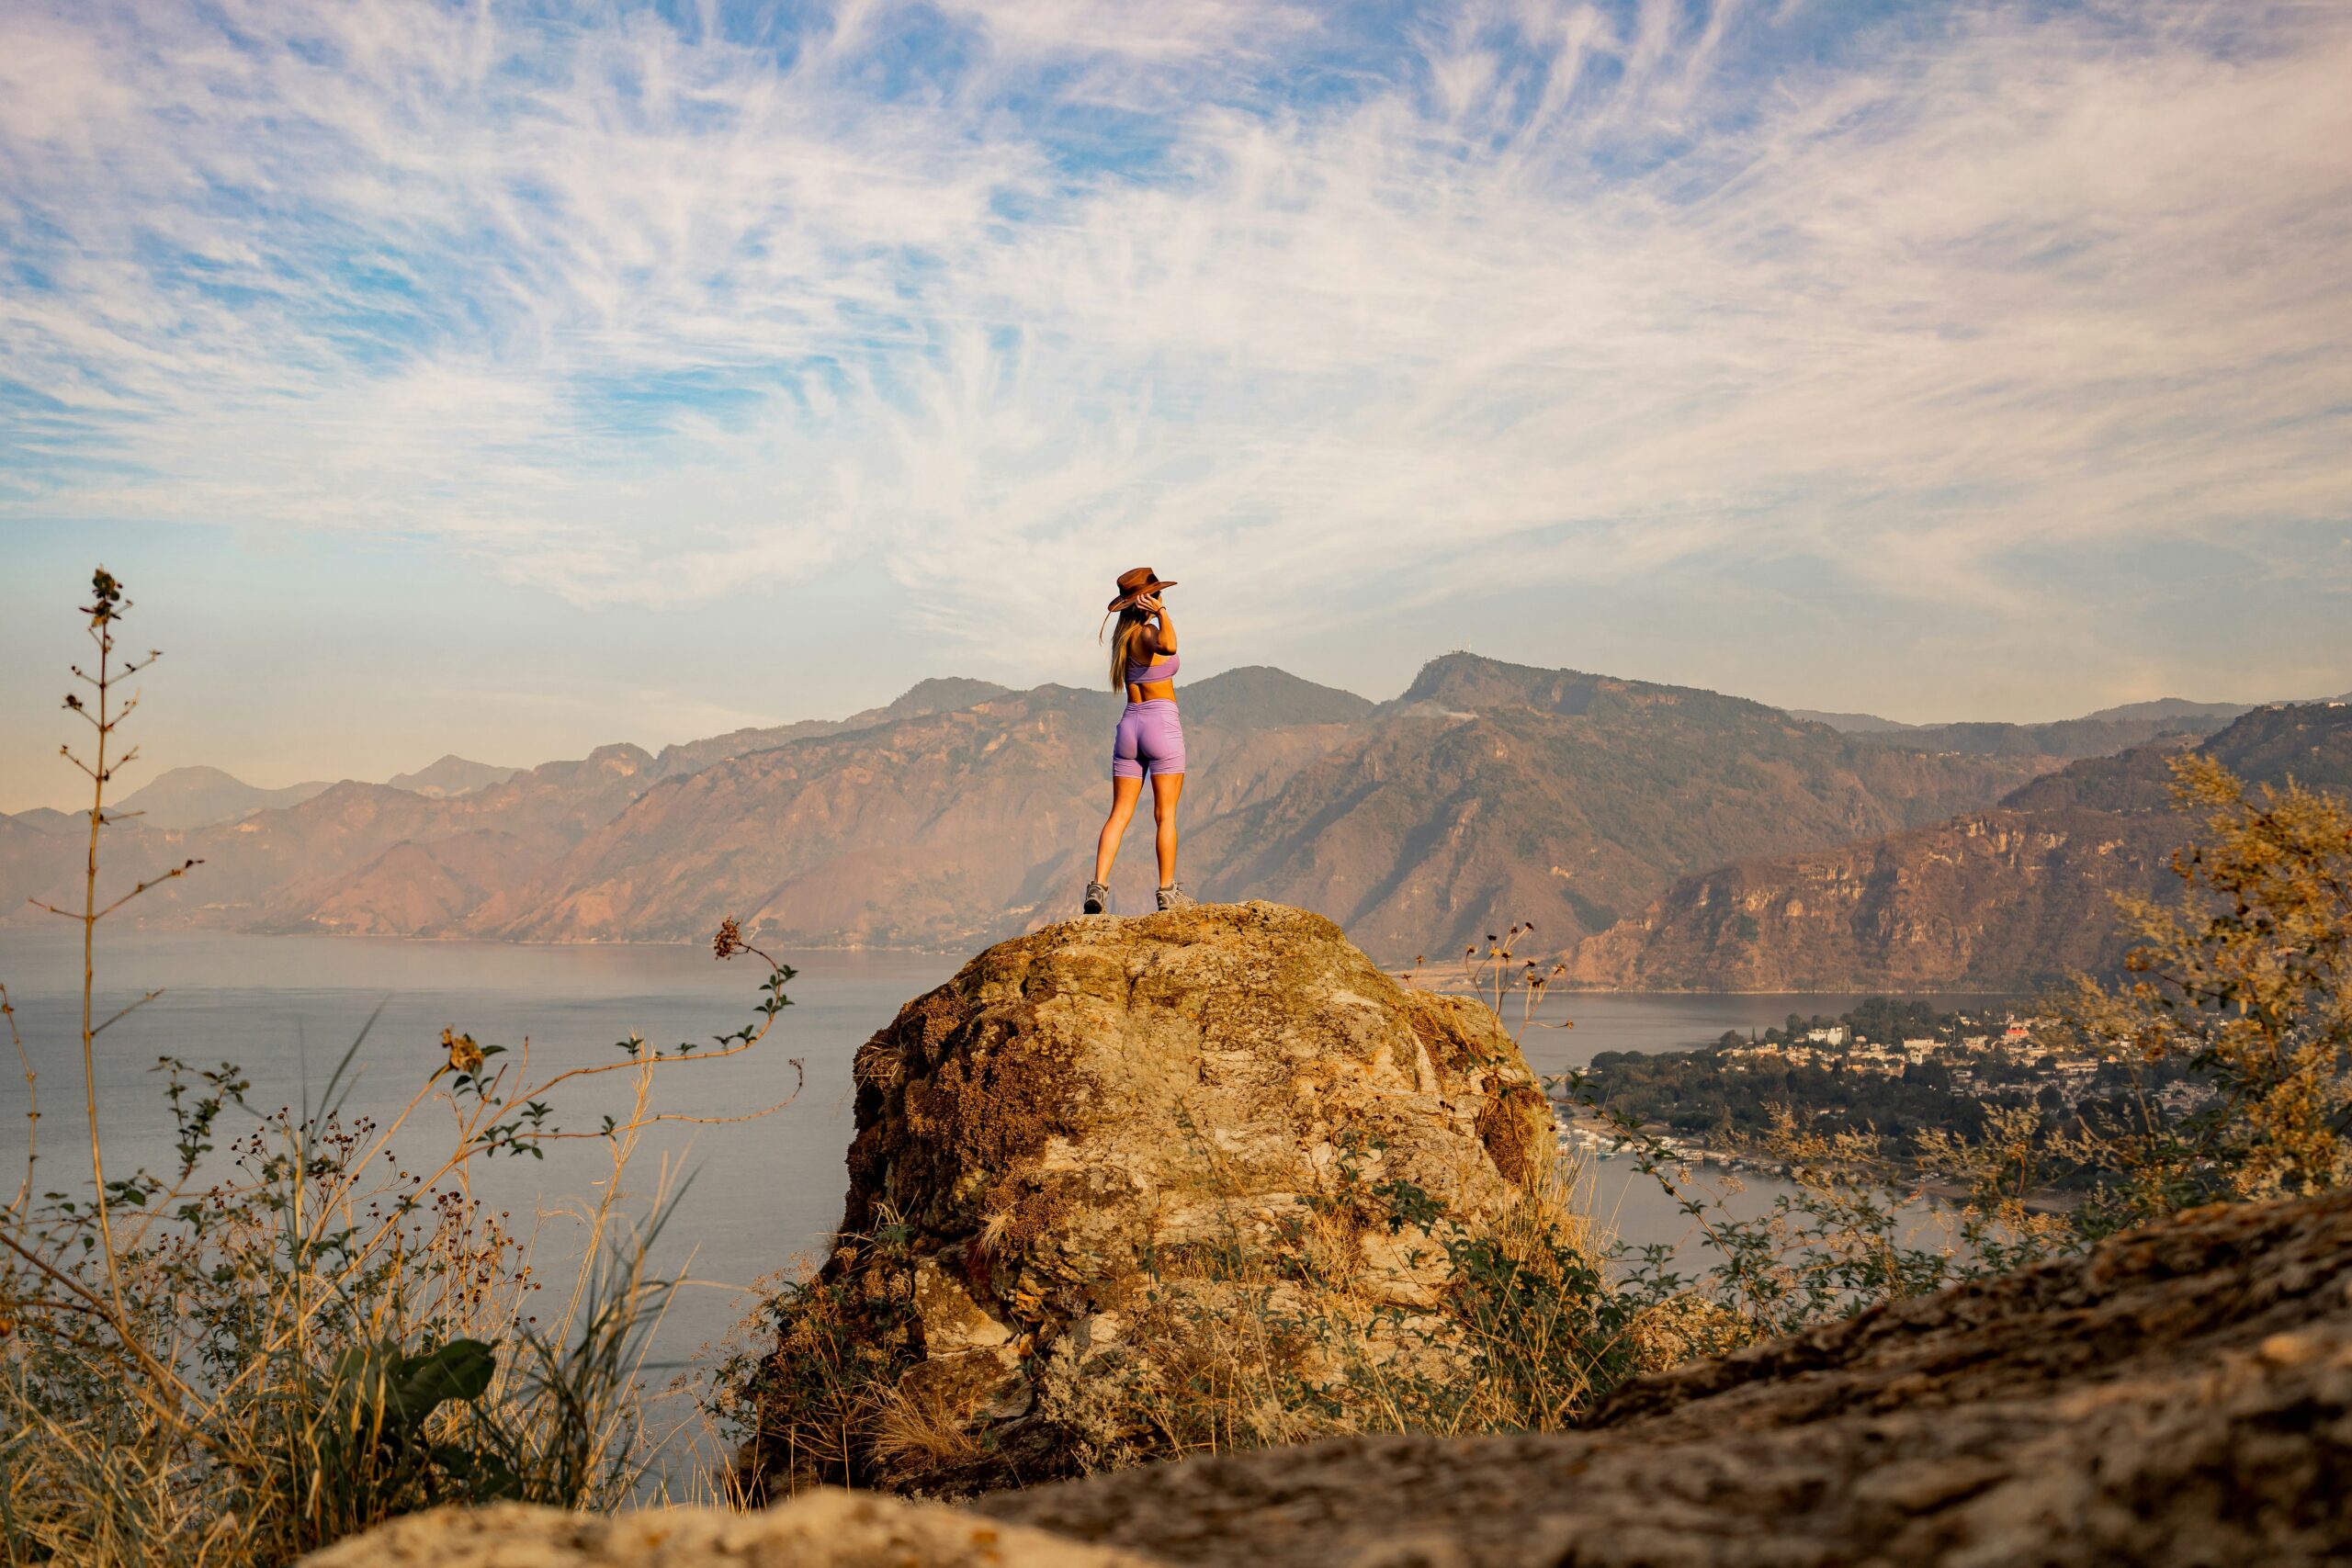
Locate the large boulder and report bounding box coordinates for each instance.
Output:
[734,900,1556,1496]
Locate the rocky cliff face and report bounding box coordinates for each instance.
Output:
[735,901,1555,1497]
[1563,807,2176,991]
[311,1178,2352,1567]
[1569,701,2352,990]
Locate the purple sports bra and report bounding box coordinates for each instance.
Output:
[1125,652,1180,689]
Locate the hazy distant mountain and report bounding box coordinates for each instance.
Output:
[3,807,82,836]
[1787,710,1917,733]
[112,765,334,829]
[2076,697,2254,726]
[386,755,524,798]
[294,830,547,936]
[653,677,1015,778]
[1788,698,2251,756]
[1181,665,1374,728]
[0,743,663,934]
[1836,713,2239,761]
[1566,703,2352,992]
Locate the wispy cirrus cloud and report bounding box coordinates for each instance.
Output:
[1,0,2346,678]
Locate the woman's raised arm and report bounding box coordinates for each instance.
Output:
[1140,594,1178,653]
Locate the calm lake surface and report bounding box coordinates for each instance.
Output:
[0,928,2007,1386]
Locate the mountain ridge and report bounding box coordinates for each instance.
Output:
[426,655,2098,955]
[7,660,2329,967]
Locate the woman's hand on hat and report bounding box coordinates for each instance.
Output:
[1136,591,1163,612]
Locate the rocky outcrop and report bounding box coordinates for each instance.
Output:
[313,1189,2352,1567]
[734,900,1557,1497]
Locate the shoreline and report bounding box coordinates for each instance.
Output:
[1554,1110,2083,1213]
[0,925,2027,995]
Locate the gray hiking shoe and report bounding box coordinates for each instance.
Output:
[1082,881,1110,915]
[1156,884,1194,911]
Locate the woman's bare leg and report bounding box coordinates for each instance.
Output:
[1094,776,1144,884]
[1150,772,1184,887]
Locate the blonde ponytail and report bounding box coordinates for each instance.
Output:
[1106,611,1148,692]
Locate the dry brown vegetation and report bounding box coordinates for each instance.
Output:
[2053,752,2352,1224]
[0,571,804,1565]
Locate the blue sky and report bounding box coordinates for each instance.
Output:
[2,0,2348,808]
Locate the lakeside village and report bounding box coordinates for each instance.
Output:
[1548,997,2221,1181]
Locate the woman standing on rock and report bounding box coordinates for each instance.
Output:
[1086,567,1192,915]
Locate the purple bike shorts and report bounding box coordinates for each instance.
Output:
[1112,699,1186,780]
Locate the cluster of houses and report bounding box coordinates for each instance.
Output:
[1553,1008,2228,1180]
[1724,1018,2039,1069]
[1714,1017,2140,1106]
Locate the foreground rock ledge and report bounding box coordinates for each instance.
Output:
[739,899,1556,1495]
[312,1190,2352,1566]
[301,1489,1152,1567]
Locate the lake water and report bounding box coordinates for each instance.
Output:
[0,929,2004,1402]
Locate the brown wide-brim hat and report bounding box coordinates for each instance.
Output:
[1106,566,1177,613]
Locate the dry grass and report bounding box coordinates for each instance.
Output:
[867,1379,995,1476]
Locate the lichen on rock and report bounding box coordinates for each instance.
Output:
[731,900,1558,1497]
